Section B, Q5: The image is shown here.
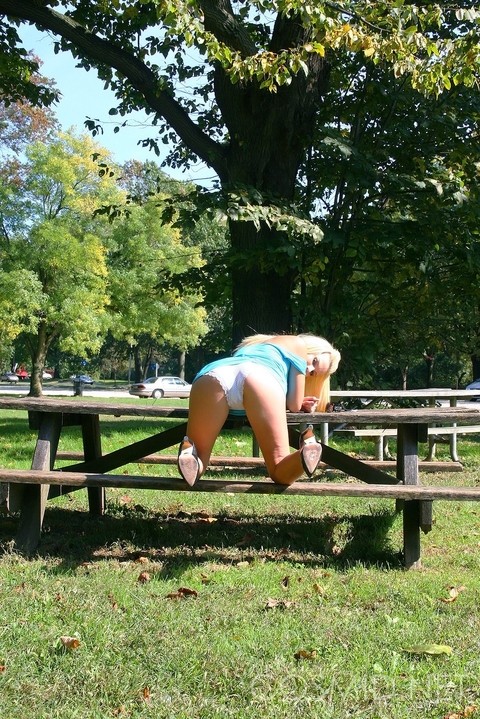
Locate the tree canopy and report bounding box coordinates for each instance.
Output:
[1,0,478,351]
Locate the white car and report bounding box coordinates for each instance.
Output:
[466,378,480,399]
[129,376,191,399]
[0,371,19,383]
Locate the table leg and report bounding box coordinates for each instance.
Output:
[14,413,62,555]
[81,414,105,516]
[396,424,423,569]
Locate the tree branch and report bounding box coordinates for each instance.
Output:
[200,0,257,56]
[0,0,228,178]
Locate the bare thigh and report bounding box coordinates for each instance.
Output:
[243,372,290,477]
[186,375,230,469]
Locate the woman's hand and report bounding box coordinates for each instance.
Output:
[301,396,319,413]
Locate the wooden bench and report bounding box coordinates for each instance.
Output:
[1,467,479,502]
[335,425,480,461]
[54,450,463,473]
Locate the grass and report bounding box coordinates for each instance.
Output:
[1,401,480,718]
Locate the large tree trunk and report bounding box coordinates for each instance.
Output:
[216,47,329,342]
[230,222,295,344]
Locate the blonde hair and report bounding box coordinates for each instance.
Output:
[236,332,341,412]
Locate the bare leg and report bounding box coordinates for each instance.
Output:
[184,375,230,477]
[243,374,307,485]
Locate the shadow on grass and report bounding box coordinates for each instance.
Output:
[0,501,402,572]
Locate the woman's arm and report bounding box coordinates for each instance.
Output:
[286,367,306,412]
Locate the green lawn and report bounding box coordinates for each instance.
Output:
[0,404,479,719]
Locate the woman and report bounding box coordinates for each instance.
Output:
[177,333,341,486]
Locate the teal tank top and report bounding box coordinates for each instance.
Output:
[194,342,307,395]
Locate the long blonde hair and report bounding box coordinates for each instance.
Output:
[236,332,341,411]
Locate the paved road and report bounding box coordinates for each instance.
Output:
[0,382,131,398]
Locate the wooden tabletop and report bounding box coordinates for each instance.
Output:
[0,397,479,426]
[331,389,479,399]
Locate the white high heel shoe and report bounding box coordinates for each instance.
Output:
[299,425,322,477]
[177,436,201,486]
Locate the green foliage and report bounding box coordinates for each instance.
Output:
[1,0,479,365]
[107,197,207,350]
[0,269,44,341]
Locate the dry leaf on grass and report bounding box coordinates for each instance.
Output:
[265,598,296,610]
[0,664,5,672]
[439,585,466,603]
[443,706,477,719]
[166,587,198,600]
[137,571,151,584]
[59,635,81,650]
[141,686,152,703]
[294,649,317,661]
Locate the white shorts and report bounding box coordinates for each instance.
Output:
[202,362,282,411]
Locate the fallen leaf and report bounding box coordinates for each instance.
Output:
[281,576,290,588]
[119,495,133,505]
[141,686,151,703]
[265,598,296,610]
[137,571,151,583]
[236,561,250,568]
[108,593,119,610]
[313,583,326,595]
[59,635,81,650]
[112,706,127,716]
[166,586,198,600]
[0,664,5,672]
[294,648,317,661]
[444,707,477,719]
[439,585,466,603]
[135,555,149,564]
[403,643,452,656]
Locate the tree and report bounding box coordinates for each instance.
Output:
[1,1,478,344]
[292,49,480,386]
[107,195,207,381]
[0,129,121,395]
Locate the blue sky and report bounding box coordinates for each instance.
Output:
[20,26,213,185]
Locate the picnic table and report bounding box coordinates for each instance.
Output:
[0,396,480,568]
[327,388,480,461]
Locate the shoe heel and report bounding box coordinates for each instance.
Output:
[177,436,200,486]
[299,425,322,477]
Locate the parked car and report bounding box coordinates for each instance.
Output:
[466,378,480,399]
[129,376,191,399]
[71,374,94,385]
[0,371,19,383]
[15,368,30,380]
